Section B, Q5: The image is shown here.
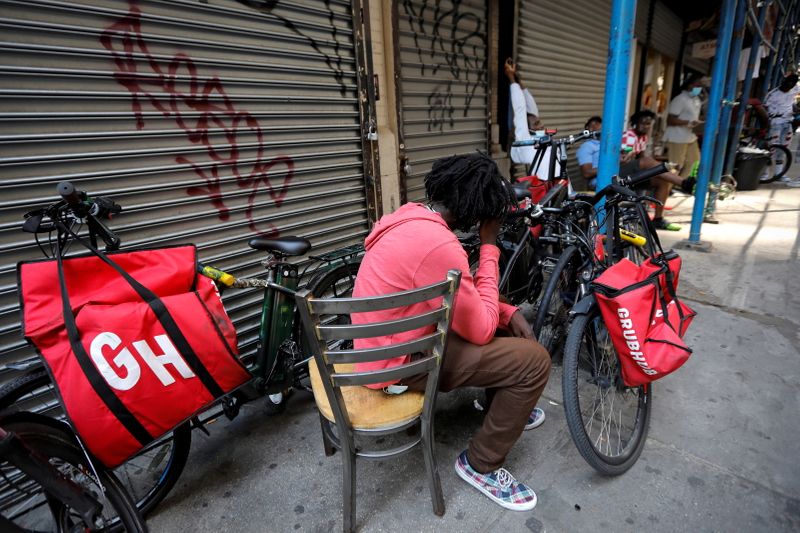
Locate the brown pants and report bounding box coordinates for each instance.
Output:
[404,333,551,473]
[666,140,701,178]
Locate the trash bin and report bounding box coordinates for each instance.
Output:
[733,147,770,191]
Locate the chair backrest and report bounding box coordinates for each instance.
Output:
[295,269,461,431]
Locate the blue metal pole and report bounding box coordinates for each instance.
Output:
[706,0,747,218]
[724,1,771,177]
[761,4,785,95]
[597,0,637,192]
[689,0,739,242]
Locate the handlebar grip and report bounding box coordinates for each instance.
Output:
[621,162,670,188]
[57,182,81,206]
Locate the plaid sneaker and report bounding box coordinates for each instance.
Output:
[524,407,545,430]
[454,451,537,511]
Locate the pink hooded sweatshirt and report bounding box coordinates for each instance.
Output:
[352,202,518,388]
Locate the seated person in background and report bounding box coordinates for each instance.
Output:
[352,153,551,511]
[575,116,602,190]
[621,110,695,231]
[505,58,562,183]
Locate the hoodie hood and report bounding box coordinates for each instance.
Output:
[364,202,449,251]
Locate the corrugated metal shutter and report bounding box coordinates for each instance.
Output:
[395,0,489,202]
[651,2,682,59]
[0,0,371,381]
[635,1,682,59]
[516,0,612,180]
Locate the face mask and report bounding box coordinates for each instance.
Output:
[690,87,702,97]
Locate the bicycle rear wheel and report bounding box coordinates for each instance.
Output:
[295,261,361,375]
[562,304,652,475]
[0,412,146,532]
[0,370,190,523]
[759,144,792,183]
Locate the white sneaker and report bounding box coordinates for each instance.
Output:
[786,178,800,188]
[779,175,792,183]
[524,407,545,430]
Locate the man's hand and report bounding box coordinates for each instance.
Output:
[620,150,635,163]
[479,217,502,246]
[508,310,535,340]
[504,58,517,83]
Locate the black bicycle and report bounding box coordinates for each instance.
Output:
[0,411,146,532]
[553,163,670,475]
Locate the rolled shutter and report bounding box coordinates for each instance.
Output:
[516,0,612,180]
[635,1,683,59]
[0,0,371,377]
[395,0,489,202]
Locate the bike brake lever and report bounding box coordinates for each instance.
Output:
[639,194,662,206]
[22,210,56,233]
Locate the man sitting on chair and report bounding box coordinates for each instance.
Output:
[352,153,551,512]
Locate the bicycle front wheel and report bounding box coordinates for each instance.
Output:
[0,412,146,532]
[562,304,652,475]
[0,369,191,522]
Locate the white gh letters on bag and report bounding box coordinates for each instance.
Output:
[90,332,196,390]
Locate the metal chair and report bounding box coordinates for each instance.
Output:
[295,270,461,533]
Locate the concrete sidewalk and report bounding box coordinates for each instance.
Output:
[148,182,800,533]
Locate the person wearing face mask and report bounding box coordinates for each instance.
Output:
[663,75,704,182]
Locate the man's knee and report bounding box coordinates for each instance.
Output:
[515,339,551,385]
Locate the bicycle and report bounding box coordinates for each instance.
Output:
[740,126,793,184]
[0,410,146,532]
[544,163,671,475]
[1,182,362,521]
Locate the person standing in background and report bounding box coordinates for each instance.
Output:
[764,73,800,187]
[505,58,562,183]
[663,75,704,182]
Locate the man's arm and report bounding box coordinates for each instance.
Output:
[413,218,522,345]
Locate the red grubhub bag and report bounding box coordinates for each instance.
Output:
[592,250,696,387]
[19,243,251,467]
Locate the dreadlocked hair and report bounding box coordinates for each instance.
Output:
[424,152,515,231]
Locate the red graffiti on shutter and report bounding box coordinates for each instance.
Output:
[100,2,293,237]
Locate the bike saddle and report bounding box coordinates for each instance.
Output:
[513,184,532,200]
[248,236,312,256]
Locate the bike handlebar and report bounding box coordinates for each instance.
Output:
[592,162,671,205]
[22,182,123,251]
[511,129,600,148]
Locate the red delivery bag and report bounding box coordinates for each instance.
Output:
[592,251,696,387]
[19,244,251,467]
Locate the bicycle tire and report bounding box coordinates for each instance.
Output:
[0,412,147,532]
[532,245,579,357]
[0,369,191,523]
[562,304,652,476]
[759,144,793,183]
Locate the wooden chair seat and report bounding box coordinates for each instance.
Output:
[309,359,424,429]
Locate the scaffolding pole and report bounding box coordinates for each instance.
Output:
[685,0,739,246]
[596,0,637,193]
[723,0,772,178]
[705,0,748,220]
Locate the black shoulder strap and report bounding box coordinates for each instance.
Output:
[56,238,154,447]
[57,224,226,408]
